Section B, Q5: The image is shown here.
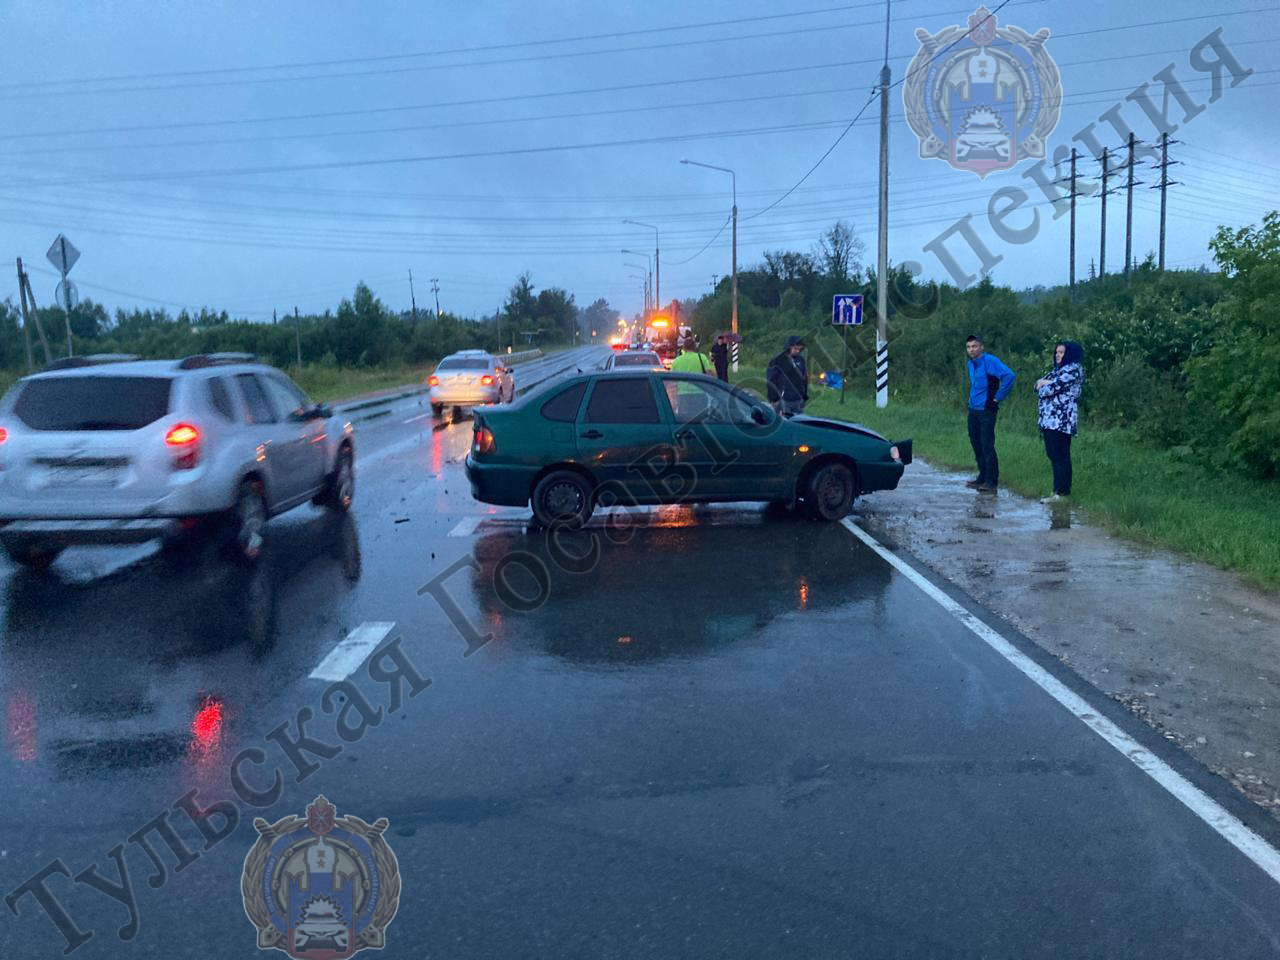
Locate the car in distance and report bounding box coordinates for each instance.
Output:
[428,350,514,417]
[603,350,663,371]
[465,370,910,527]
[0,353,354,568]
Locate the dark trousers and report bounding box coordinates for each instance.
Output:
[714,361,729,382]
[967,408,999,485]
[1042,428,1073,495]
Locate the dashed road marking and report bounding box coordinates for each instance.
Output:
[840,517,1280,887]
[448,517,483,537]
[403,413,431,424]
[309,621,396,683]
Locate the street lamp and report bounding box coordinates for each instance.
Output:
[622,249,652,312]
[680,158,737,371]
[623,220,660,310]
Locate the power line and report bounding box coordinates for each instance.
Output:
[4,9,1265,145]
[0,1,900,92]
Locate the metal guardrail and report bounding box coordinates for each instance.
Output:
[511,347,608,397]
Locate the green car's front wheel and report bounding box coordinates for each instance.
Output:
[531,470,594,529]
[804,462,855,521]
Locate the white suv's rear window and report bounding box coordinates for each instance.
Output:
[13,376,173,431]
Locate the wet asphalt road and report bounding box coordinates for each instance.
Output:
[3,346,1280,959]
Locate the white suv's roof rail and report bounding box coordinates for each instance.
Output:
[43,354,142,371]
[177,352,261,369]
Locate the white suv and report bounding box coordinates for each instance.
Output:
[0,354,354,568]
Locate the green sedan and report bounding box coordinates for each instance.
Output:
[465,371,911,526]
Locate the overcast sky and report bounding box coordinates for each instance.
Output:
[0,0,1275,322]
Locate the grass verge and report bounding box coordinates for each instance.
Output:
[804,388,1280,590]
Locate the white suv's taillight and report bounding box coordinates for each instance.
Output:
[165,422,201,470]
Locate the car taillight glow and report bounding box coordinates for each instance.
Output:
[165,423,201,469]
[473,427,496,455]
[428,375,439,387]
[165,423,200,446]
[890,445,901,461]
[0,426,8,445]
[480,375,495,386]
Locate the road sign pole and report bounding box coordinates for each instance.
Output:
[840,325,848,405]
[59,236,73,358]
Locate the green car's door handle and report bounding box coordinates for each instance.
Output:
[674,429,694,440]
[580,429,604,439]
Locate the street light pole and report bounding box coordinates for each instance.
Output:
[622,250,653,314]
[875,0,891,408]
[680,159,737,371]
[623,221,660,310]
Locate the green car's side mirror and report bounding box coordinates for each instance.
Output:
[751,407,770,426]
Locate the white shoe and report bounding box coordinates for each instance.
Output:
[1040,494,1063,504]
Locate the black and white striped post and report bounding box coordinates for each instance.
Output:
[875,337,889,407]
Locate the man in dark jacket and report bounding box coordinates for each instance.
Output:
[964,334,1016,492]
[767,335,808,416]
[710,335,729,381]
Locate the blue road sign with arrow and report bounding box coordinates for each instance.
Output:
[832,294,863,326]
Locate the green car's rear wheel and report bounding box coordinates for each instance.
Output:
[804,462,855,521]
[531,470,594,529]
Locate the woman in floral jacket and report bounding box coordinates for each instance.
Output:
[1034,340,1084,503]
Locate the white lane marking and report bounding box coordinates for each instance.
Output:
[403,413,431,424]
[840,517,1280,887]
[448,517,482,537]
[309,622,396,683]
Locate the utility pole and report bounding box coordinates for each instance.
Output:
[293,306,302,368]
[1153,133,1180,271]
[19,265,53,366]
[711,274,719,291]
[15,258,33,371]
[875,0,891,407]
[272,309,277,326]
[1099,147,1109,277]
[408,270,419,326]
[1125,132,1139,276]
[430,277,441,317]
[1068,147,1078,300]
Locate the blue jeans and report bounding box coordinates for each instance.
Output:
[968,408,999,486]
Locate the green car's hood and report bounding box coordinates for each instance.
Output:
[787,414,888,443]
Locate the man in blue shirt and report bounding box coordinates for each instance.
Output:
[965,334,1016,491]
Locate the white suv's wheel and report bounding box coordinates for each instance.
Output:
[229,481,268,563]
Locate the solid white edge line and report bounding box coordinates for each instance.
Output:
[448,517,482,537]
[840,517,1280,887]
[309,621,396,683]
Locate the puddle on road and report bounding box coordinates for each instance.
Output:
[465,506,895,666]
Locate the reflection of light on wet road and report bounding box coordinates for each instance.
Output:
[6,690,38,763]
[191,698,223,748]
[798,578,810,610]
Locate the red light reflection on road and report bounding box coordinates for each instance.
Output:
[6,691,38,763]
[192,698,224,747]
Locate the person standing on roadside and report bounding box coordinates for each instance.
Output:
[710,334,730,382]
[767,335,809,416]
[1035,340,1084,503]
[670,335,709,375]
[964,334,1016,492]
